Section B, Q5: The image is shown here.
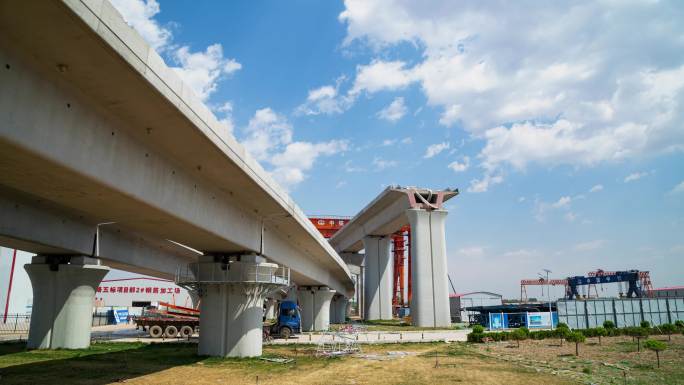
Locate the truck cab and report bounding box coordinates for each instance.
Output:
[269,300,301,338]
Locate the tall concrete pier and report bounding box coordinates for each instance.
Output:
[406,209,451,327]
[362,236,393,320]
[25,255,109,349]
[329,187,458,327]
[179,254,289,357]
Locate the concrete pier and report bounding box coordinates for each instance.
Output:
[25,256,109,349]
[264,298,277,319]
[407,209,451,327]
[198,283,270,357]
[362,236,393,320]
[330,295,349,324]
[298,287,336,331]
[185,254,288,357]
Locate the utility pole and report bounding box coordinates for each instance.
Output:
[543,269,553,329]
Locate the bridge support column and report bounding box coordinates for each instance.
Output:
[330,295,349,324]
[194,254,285,357]
[407,209,451,327]
[264,298,277,320]
[298,287,336,331]
[24,255,109,349]
[362,236,393,320]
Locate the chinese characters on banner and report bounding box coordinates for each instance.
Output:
[96,286,181,294]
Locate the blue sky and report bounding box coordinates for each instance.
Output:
[109,0,684,298]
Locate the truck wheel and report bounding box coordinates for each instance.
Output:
[180,325,194,338]
[280,326,292,339]
[164,325,178,338]
[149,325,163,338]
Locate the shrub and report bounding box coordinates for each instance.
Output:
[467,332,484,343]
[471,325,485,334]
[644,339,667,368]
[511,328,528,348]
[628,327,650,352]
[595,326,607,345]
[603,320,616,329]
[519,326,530,336]
[556,323,570,346]
[674,320,684,329]
[660,323,676,341]
[641,320,651,329]
[566,331,586,356]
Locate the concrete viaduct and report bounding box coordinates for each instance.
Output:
[330,187,458,328]
[0,0,354,357]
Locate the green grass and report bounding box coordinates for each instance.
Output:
[0,342,203,384]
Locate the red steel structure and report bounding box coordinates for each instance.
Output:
[308,216,351,239]
[520,278,569,302]
[391,226,411,312]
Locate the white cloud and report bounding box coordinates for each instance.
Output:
[112,0,241,103]
[377,97,407,122]
[270,141,348,186]
[670,181,684,195]
[624,171,649,183]
[439,104,462,127]
[574,239,606,251]
[295,82,353,116]
[455,246,485,259]
[401,137,413,144]
[171,44,241,101]
[110,0,171,51]
[216,101,234,136]
[350,60,414,95]
[552,196,572,209]
[518,196,526,203]
[372,157,398,171]
[242,108,293,161]
[534,195,577,222]
[448,156,470,172]
[423,142,450,158]
[467,173,503,193]
[240,108,347,188]
[589,184,604,193]
[339,1,684,191]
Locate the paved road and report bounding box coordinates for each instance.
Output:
[90,325,469,345]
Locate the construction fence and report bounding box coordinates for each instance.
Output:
[557,297,684,329]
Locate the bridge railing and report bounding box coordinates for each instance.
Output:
[175,261,290,287]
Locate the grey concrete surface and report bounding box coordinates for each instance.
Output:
[25,257,109,349]
[407,209,451,327]
[362,236,393,320]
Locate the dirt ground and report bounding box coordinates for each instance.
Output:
[470,334,684,384]
[1,336,682,384]
[0,341,575,385]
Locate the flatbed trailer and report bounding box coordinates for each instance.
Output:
[134,302,200,338]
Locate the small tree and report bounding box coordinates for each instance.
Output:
[644,339,667,368]
[631,327,650,352]
[641,320,651,329]
[472,325,485,334]
[674,320,684,329]
[511,328,528,348]
[566,331,586,356]
[595,326,607,345]
[661,323,676,341]
[556,324,570,347]
[603,320,616,329]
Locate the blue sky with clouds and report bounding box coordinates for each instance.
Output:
[109,0,684,298]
